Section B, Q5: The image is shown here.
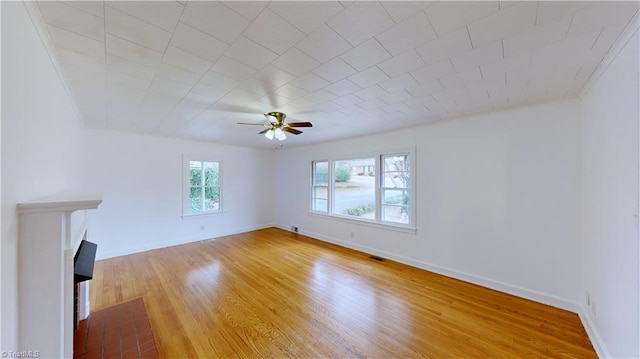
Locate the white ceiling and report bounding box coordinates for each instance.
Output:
[34,1,638,149]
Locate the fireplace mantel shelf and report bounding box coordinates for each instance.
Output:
[17,191,103,358]
[17,191,103,214]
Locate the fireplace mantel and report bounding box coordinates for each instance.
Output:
[17,192,102,359]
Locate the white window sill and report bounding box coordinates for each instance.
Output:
[308,211,417,235]
[182,210,225,219]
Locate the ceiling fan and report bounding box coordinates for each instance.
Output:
[237,112,312,141]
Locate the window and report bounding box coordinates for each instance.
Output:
[311,161,328,212]
[381,154,410,225]
[310,150,414,229]
[184,157,221,216]
[334,158,376,220]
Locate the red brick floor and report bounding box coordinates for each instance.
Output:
[74,297,158,359]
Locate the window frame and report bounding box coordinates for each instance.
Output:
[182,155,223,218]
[311,160,329,213]
[309,148,416,231]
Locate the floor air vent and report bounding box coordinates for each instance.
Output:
[369,255,385,262]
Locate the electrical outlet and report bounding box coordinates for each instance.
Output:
[200,225,205,231]
[291,226,298,233]
[586,292,591,306]
[350,232,355,238]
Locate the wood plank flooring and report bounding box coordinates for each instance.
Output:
[90,227,596,358]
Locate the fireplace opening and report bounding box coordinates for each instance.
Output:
[73,240,97,330]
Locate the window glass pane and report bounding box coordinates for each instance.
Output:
[333,158,375,219]
[313,198,327,212]
[314,161,328,185]
[190,187,203,212]
[382,205,409,224]
[313,186,328,199]
[204,187,220,211]
[204,162,219,186]
[190,161,202,186]
[382,155,410,188]
[382,189,406,205]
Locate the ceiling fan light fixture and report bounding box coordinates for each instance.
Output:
[265,129,275,140]
[274,127,286,141]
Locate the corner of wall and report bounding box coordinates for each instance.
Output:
[578,305,611,358]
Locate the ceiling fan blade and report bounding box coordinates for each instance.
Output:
[286,122,313,128]
[258,128,270,134]
[237,122,268,126]
[283,127,303,135]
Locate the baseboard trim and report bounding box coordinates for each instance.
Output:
[96,223,274,260]
[578,305,610,358]
[275,224,579,313]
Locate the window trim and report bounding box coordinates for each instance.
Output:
[182,155,223,218]
[309,148,416,231]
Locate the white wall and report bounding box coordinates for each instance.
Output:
[83,129,275,259]
[1,1,84,351]
[273,100,582,310]
[580,28,639,358]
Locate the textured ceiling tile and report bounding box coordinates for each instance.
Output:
[381,1,435,23]
[163,46,213,75]
[353,85,388,101]
[221,1,269,21]
[252,65,298,88]
[376,12,437,55]
[289,73,331,93]
[107,70,152,91]
[170,23,229,63]
[327,2,394,46]
[426,1,499,37]
[181,2,250,44]
[269,1,345,34]
[480,52,530,81]
[190,83,229,102]
[225,36,278,69]
[274,84,309,100]
[377,50,425,78]
[380,90,413,105]
[272,48,321,76]
[149,77,192,98]
[348,67,390,88]
[107,54,156,81]
[536,1,591,25]
[451,40,503,72]
[60,1,104,18]
[312,58,358,82]
[410,60,456,84]
[332,93,363,107]
[200,71,241,91]
[416,27,472,65]
[568,1,639,37]
[106,33,163,68]
[243,9,306,55]
[47,25,104,60]
[439,67,483,90]
[105,6,171,52]
[339,38,392,71]
[209,56,258,81]
[325,79,361,97]
[304,89,338,103]
[378,73,418,93]
[295,25,353,63]
[39,2,104,41]
[502,14,572,58]
[107,1,183,32]
[467,1,537,47]
[156,63,202,87]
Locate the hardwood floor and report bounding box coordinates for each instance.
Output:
[91,227,596,358]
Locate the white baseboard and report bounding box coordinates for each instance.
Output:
[578,305,610,358]
[95,223,274,260]
[276,224,579,313]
